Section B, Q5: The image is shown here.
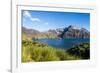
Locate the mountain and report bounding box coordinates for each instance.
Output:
[22,27,40,35]
[22,27,58,39]
[22,27,41,39]
[22,25,90,39]
[59,25,90,38]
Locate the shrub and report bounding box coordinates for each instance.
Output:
[22,40,60,62]
[22,46,33,62]
[67,43,90,59]
[30,47,60,61]
[56,49,68,60]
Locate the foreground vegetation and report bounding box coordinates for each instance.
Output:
[67,43,90,59]
[22,35,90,62]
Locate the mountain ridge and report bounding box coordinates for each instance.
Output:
[22,25,90,39]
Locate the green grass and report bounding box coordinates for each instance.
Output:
[22,35,90,62]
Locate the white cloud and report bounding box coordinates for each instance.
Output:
[23,11,31,17]
[23,11,40,22]
[31,18,40,22]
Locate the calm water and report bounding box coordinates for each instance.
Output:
[35,38,90,49]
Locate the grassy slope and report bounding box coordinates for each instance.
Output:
[22,34,90,62]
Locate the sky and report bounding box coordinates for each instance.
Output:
[22,10,90,32]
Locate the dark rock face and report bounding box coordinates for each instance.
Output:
[58,25,90,38]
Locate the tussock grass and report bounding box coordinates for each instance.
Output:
[22,36,90,62]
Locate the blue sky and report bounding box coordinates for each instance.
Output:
[22,10,90,32]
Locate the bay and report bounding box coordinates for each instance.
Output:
[34,38,90,49]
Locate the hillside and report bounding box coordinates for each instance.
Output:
[59,25,90,38]
[22,25,90,39]
[22,37,90,62]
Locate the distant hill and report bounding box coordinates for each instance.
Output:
[22,27,40,35]
[22,25,90,39]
